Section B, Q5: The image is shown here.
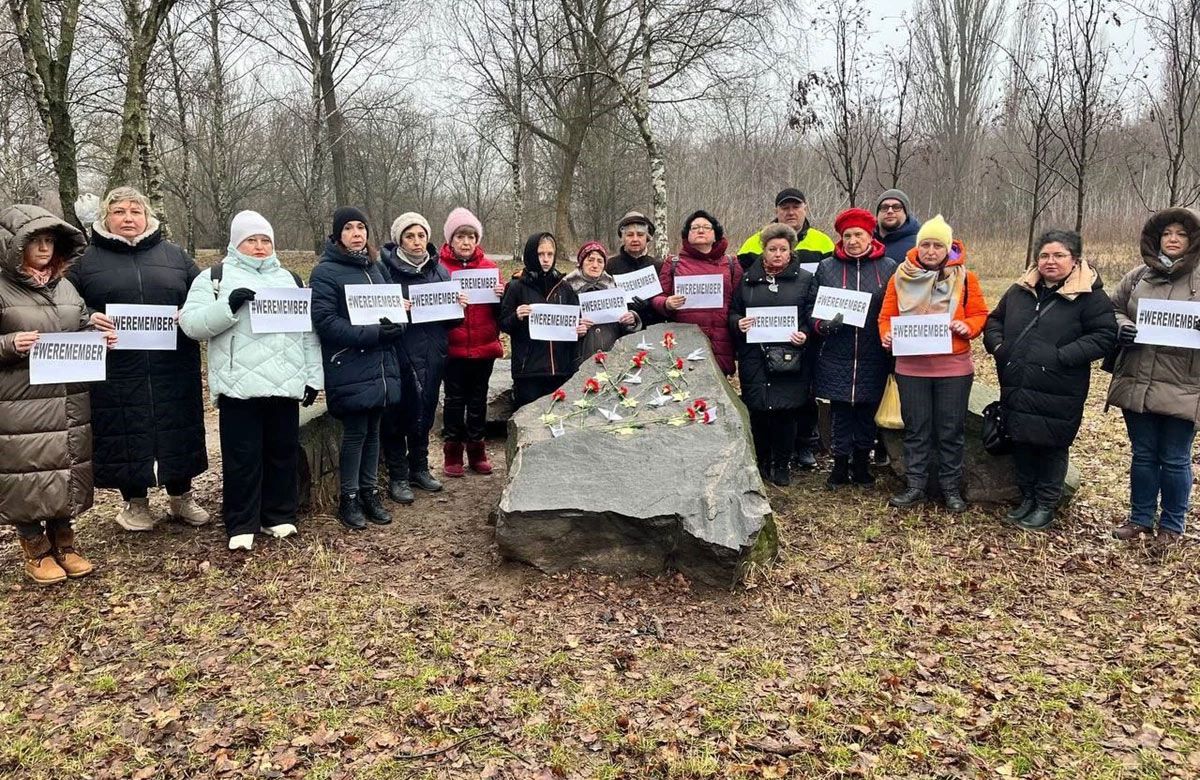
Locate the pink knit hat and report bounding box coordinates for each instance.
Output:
[443,207,484,245]
[576,240,607,266]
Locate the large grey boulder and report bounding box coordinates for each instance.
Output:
[296,402,342,510]
[876,383,1081,503]
[495,324,778,587]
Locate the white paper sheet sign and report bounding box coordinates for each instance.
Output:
[811,286,872,328]
[675,274,724,310]
[250,288,313,333]
[451,268,500,304]
[612,266,663,302]
[529,304,581,342]
[800,262,820,275]
[30,332,107,385]
[746,306,798,344]
[578,289,628,325]
[891,313,953,356]
[1135,299,1200,349]
[345,284,408,326]
[107,304,177,351]
[409,281,464,324]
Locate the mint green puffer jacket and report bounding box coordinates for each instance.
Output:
[179,252,323,402]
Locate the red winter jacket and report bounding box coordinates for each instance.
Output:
[439,244,503,360]
[652,238,740,375]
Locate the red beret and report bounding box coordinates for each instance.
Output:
[834,207,877,237]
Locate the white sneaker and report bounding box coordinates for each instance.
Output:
[261,524,297,539]
[169,492,210,527]
[115,498,156,532]
[228,534,254,551]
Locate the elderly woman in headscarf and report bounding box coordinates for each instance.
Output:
[878,215,989,513]
[499,232,588,408]
[67,186,209,533]
[1,205,114,583]
[565,240,640,362]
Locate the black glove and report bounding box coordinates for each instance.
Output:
[378,317,404,342]
[228,288,256,314]
[817,312,844,336]
[301,386,319,407]
[1117,323,1138,345]
[630,295,647,311]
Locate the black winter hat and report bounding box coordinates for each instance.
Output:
[680,210,724,242]
[331,206,370,241]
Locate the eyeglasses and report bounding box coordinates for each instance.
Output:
[1037,252,1072,261]
[878,203,905,213]
[689,224,714,232]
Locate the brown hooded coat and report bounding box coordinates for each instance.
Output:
[0,205,94,526]
[1107,208,1200,424]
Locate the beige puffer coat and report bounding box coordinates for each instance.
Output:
[0,205,93,526]
[1107,208,1200,424]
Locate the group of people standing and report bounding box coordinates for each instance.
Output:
[1,184,1195,585]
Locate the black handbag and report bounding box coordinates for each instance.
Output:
[763,344,804,374]
[983,297,1060,457]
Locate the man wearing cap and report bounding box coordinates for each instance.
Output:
[607,210,663,327]
[737,189,835,471]
[873,188,922,263]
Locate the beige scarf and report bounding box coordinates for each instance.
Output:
[893,257,965,314]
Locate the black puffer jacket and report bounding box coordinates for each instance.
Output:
[729,256,814,411]
[499,233,579,380]
[984,261,1117,448]
[67,222,207,488]
[807,241,897,405]
[310,240,402,418]
[606,248,663,326]
[379,242,451,409]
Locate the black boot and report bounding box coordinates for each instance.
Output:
[770,462,791,487]
[827,456,851,489]
[1019,502,1055,530]
[411,468,443,492]
[1005,492,1036,523]
[792,448,817,471]
[943,491,968,514]
[388,479,415,505]
[338,492,367,530]
[851,449,875,485]
[889,486,925,508]
[359,488,392,525]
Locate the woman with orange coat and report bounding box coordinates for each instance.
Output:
[878,215,988,512]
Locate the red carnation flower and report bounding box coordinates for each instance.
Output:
[594,351,607,363]
[674,358,684,370]
[702,410,713,424]
[584,378,601,394]
[661,384,672,394]
[551,389,566,402]
[618,386,628,396]
[663,332,676,349]
[686,407,697,420]
[692,399,707,412]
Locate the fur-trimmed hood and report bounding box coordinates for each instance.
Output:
[1140,207,1200,278]
[1018,258,1102,300]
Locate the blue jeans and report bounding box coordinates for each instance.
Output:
[1123,410,1196,533]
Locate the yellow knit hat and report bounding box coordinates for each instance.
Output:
[916,214,953,247]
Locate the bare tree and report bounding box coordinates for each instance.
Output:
[7,0,83,221]
[1137,0,1200,207]
[875,42,918,191]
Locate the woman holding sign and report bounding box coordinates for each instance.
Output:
[500,232,587,408]
[808,207,898,489]
[1106,208,1200,547]
[69,186,209,532]
[565,241,640,360]
[311,207,403,531]
[984,230,1117,531]
[729,223,814,487]
[180,211,324,551]
[0,205,110,583]
[652,210,739,376]
[878,216,989,512]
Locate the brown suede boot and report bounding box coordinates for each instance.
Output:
[466,442,493,475]
[17,534,67,585]
[1113,522,1153,541]
[48,524,94,578]
[443,441,465,478]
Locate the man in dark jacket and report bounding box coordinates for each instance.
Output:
[874,189,922,263]
[379,212,457,504]
[606,210,662,327]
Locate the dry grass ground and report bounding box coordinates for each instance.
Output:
[1,241,1196,779]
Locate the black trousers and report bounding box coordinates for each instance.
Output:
[218,396,300,537]
[339,409,382,495]
[442,358,494,443]
[119,478,191,501]
[1012,442,1070,507]
[829,401,877,457]
[896,374,973,491]
[792,397,820,456]
[383,369,442,477]
[750,410,798,471]
[513,376,564,409]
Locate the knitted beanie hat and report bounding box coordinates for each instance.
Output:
[916,214,953,247]
[331,206,369,241]
[834,207,877,237]
[390,212,432,245]
[229,210,274,249]
[443,207,484,245]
